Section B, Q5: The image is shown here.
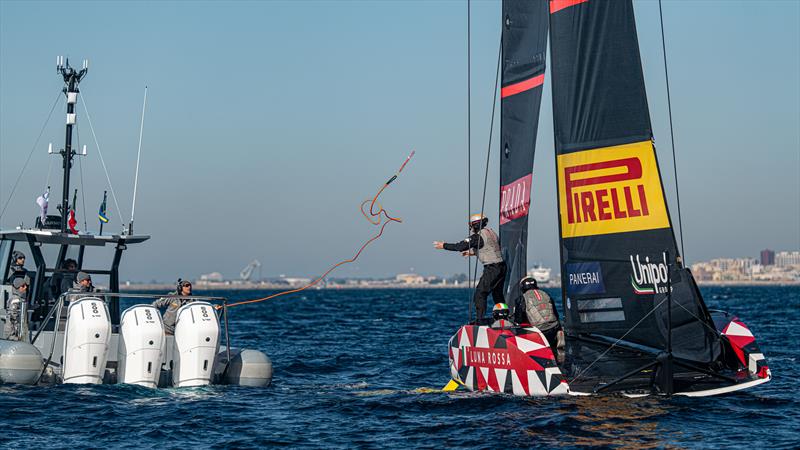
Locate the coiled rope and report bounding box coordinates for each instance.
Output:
[219,150,415,310]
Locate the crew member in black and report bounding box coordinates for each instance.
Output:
[434,214,507,320]
[6,250,27,284]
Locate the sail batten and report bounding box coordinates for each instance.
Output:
[499,0,550,308]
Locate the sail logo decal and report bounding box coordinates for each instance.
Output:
[500,173,532,225]
[550,0,589,15]
[566,262,605,295]
[557,140,670,237]
[630,252,671,295]
[463,347,512,369]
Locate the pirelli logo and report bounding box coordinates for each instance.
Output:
[557,140,670,238]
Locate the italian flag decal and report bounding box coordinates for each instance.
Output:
[631,276,654,295]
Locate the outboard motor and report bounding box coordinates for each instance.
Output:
[62,297,111,384]
[172,301,220,387]
[118,305,166,388]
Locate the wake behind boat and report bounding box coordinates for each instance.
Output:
[0,58,272,387]
[447,0,770,397]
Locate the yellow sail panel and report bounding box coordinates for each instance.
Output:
[557,140,670,238]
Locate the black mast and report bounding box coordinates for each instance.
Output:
[57,57,88,233]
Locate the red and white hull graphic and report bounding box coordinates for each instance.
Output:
[448,325,569,396]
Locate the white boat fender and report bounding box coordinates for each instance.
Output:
[0,340,44,385]
[219,349,273,387]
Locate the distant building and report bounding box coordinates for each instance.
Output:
[760,249,775,266]
[396,273,424,285]
[776,251,800,268]
[199,272,224,282]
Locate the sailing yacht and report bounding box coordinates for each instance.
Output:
[448,0,770,396]
[0,59,272,387]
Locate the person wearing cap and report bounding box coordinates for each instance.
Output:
[70,271,96,293]
[6,250,27,284]
[518,277,563,351]
[151,279,193,335]
[490,303,516,330]
[434,213,506,320]
[4,276,30,340]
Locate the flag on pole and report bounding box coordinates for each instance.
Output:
[98,195,109,224]
[68,189,78,234]
[36,188,50,224]
[68,209,78,234]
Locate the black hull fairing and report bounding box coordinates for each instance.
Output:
[563,312,771,396]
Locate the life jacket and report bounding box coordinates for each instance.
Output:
[476,228,503,265]
[522,289,559,331]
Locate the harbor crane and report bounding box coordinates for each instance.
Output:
[240,260,262,282]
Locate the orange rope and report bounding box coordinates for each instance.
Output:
[219,150,414,310]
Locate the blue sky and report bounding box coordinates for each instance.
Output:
[1,0,798,282]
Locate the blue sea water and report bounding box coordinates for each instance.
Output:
[1,286,797,449]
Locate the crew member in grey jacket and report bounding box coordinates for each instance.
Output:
[151,279,193,335]
[434,214,507,320]
[4,276,29,340]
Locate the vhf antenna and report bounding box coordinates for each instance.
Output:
[54,56,89,234]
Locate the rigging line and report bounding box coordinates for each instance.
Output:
[569,296,669,384]
[44,157,54,192]
[466,0,473,322]
[131,86,148,229]
[0,91,62,223]
[76,124,88,230]
[79,92,125,227]
[658,0,686,261]
[471,39,503,293]
[221,151,414,310]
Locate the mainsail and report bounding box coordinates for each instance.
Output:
[499,0,549,308]
[548,0,720,363]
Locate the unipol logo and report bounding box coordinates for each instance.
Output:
[500,173,532,225]
[630,252,671,295]
[557,141,670,238]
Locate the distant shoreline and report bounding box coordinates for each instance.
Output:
[120,280,799,291]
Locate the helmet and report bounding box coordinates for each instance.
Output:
[469,213,488,231]
[519,276,538,293]
[492,303,510,321]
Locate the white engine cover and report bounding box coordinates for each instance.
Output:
[118,305,166,388]
[172,302,220,387]
[62,297,112,384]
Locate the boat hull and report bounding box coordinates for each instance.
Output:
[449,312,770,397]
[448,325,569,396]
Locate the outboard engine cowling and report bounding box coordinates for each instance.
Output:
[62,297,111,384]
[172,302,220,387]
[118,305,166,387]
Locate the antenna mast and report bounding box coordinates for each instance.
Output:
[56,56,88,233]
[129,86,148,235]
